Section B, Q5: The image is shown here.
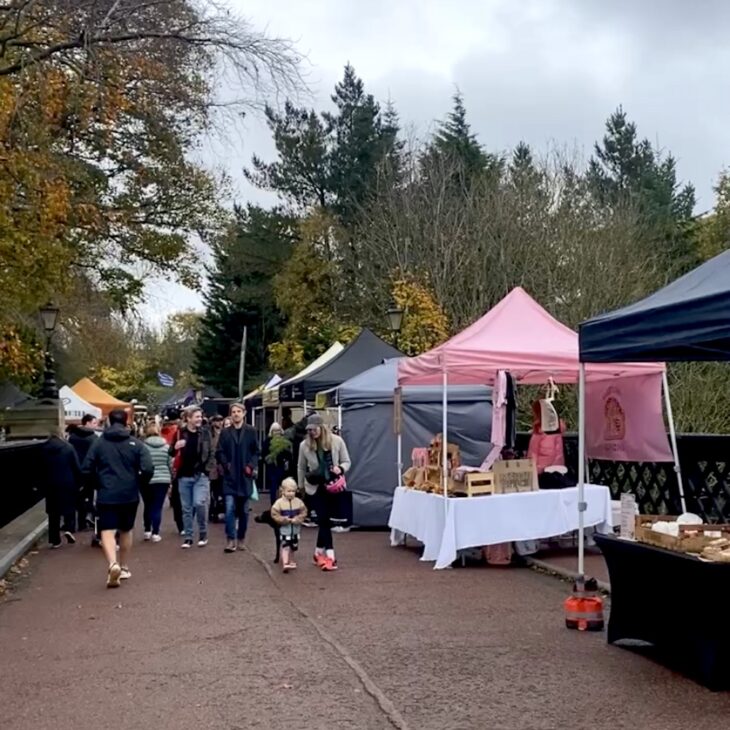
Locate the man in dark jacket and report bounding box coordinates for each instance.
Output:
[39,429,82,548]
[83,409,153,588]
[216,402,259,553]
[68,413,99,530]
[170,406,214,549]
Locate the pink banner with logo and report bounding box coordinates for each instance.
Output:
[585,373,673,463]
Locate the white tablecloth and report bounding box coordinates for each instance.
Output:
[388,485,613,569]
[388,489,448,561]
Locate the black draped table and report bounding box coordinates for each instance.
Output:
[595,533,730,690]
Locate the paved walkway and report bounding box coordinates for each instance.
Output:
[1,509,729,730]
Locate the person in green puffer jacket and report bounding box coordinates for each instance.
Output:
[143,422,173,542]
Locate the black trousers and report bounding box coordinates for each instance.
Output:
[48,509,76,546]
[77,485,94,530]
[170,479,184,533]
[313,487,338,551]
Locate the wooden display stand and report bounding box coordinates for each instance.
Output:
[429,433,461,470]
[451,471,495,497]
[634,515,730,554]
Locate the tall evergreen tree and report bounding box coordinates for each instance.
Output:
[194,206,296,395]
[587,107,696,271]
[323,64,399,228]
[246,103,330,210]
[246,64,402,230]
[423,91,502,188]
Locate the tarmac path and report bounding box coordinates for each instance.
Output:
[1,507,729,730]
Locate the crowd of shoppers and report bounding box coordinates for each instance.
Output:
[41,403,351,587]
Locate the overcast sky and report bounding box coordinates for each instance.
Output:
[145,0,730,321]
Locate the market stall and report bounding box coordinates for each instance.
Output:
[392,287,676,570]
[581,249,730,689]
[278,328,402,405]
[261,342,344,412]
[391,485,612,569]
[71,377,132,420]
[328,358,491,527]
[59,385,102,423]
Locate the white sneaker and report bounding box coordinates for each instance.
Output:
[143,531,152,541]
[198,538,209,547]
[151,534,162,543]
[120,567,132,580]
[181,539,193,549]
[107,562,122,588]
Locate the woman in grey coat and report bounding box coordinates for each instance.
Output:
[297,414,351,572]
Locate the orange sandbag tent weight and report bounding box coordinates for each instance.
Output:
[72,378,132,420]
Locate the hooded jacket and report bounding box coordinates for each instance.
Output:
[39,436,82,514]
[83,424,154,504]
[68,425,97,465]
[145,435,173,485]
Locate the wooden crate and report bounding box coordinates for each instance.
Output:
[634,515,730,554]
[493,459,538,494]
[452,471,495,497]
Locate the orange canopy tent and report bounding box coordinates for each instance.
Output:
[72,378,132,419]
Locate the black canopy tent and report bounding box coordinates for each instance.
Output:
[578,250,730,524]
[579,250,730,690]
[277,328,403,403]
[579,249,730,363]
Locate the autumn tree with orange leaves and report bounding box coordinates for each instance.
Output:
[0,0,302,382]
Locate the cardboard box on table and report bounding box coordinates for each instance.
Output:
[492,459,538,494]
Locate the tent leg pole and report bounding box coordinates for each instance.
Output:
[442,371,448,512]
[578,363,586,580]
[397,431,403,488]
[662,370,687,513]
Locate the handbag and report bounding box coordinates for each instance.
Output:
[250,480,259,502]
[326,474,347,494]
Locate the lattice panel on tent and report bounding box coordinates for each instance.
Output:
[587,460,682,516]
[517,432,730,523]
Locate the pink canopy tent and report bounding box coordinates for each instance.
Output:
[395,287,683,578]
[397,287,665,386]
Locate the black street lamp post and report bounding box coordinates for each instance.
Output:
[387,303,405,349]
[39,302,60,400]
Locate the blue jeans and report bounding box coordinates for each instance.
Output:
[225,494,249,541]
[179,474,209,540]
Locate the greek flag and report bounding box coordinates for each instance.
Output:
[157,372,175,388]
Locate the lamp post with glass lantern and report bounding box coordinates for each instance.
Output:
[39,302,60,400]
[386,303,405,350]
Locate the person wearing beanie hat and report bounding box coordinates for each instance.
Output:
[297,414,351,571]
[306,413,324,428]
[216,402,260,552]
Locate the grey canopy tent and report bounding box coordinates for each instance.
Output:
[334,359,492,527]
[278,329,403,404]
[579,248,730,362]
[0,382,31,408]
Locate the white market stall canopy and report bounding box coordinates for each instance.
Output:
[262,342,344,406]
[60,385,102,422]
